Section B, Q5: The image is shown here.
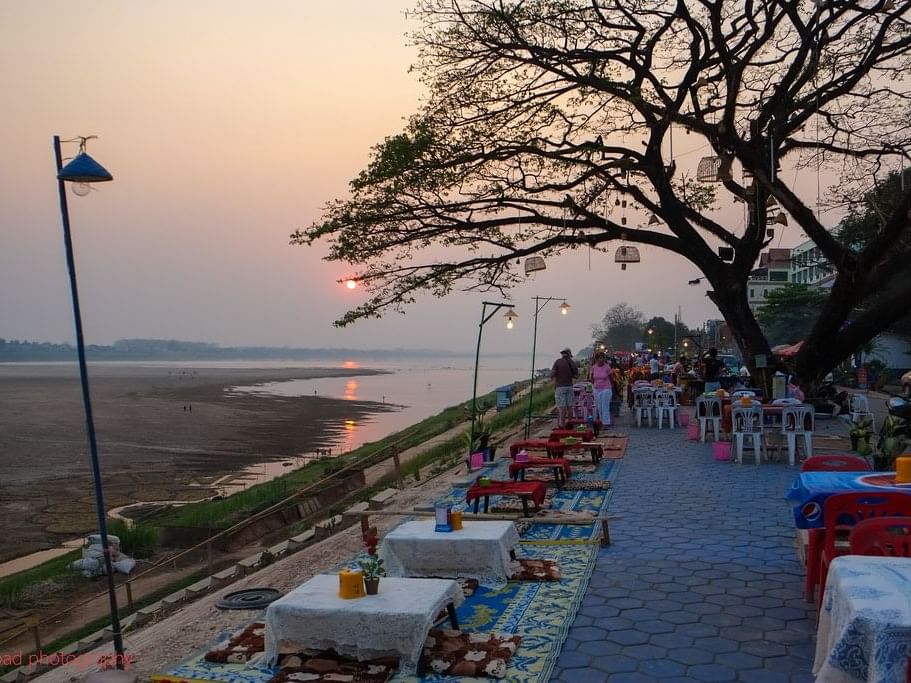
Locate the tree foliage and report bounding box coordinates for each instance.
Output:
[756,283,829,347]
[591,302,644,351]
[296,0,911,389]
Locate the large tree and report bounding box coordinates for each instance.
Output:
[756,283,829,347]
[591,302,645,351]
[296,0,911,392]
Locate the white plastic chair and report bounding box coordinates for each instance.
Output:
[633,389,655,428]
[732,390,756,399]
[654,390,678,429]
[782,405,815,466]
[849,394,875,431]
[732,404,764,464]
[696,396,722,442]
[772,398,802,406]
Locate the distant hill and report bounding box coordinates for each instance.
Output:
[0,338,470,362]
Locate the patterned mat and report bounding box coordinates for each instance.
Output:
[157,447,613,683]
[156,544,597,683]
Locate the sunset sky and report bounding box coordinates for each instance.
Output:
[0,1,838,357]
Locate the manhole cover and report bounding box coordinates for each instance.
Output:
[216,588,282,610]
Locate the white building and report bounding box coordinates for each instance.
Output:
[747,248,792,312]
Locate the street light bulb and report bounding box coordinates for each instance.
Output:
[503,308,518,329]
[345,279,357,290]
[71,182,91,197]
[559,302,571,315]
[506,319,514,329]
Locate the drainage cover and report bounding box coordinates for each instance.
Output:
[216,588,282,610]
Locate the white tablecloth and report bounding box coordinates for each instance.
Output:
[380,520,520,588]
[815,556,911,682]
[264,574,463,675]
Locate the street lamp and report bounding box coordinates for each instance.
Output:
[54,136,127,671]
[469,302,515,455]
[524,296,569,439]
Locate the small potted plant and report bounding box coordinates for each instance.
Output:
[849,417,874,452]
[874,415,910,472]
[358,532,386,594]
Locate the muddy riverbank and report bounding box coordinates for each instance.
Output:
[0,364,392,564]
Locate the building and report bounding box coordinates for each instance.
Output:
[790,237,834,285]
[746,248,792,311]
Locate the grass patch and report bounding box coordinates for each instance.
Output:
[0,549,81,609]
[107,520,159,559]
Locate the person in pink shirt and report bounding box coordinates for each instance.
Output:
[589,351,614,426]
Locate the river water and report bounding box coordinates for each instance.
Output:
[230,353,538,454]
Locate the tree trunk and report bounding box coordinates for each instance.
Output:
[708,282,775,397]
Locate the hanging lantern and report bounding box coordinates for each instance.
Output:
[621,216,627,225]
[524,256,546,275]
[696,156,724,182]
[614,245,641,271]
[614,197,621,206]
[767,228,775,238]
[773,212,789,226]
[621,200,627,209]
[766,196,778,208]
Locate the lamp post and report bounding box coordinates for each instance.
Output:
[523,297,569,439]
[54,136,127,670]
[469,302,516,455]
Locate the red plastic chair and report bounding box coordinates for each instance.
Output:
[801,456,872,602]
[816,492,911,606]
[801,455,872,472]
[849,516,911,556]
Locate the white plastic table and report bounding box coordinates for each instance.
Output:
[264,574,463,675]
[814,556,911,682]
[379,519,520,588]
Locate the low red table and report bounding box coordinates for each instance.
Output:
[509,440,566,459]
[465,480,547,516]
[508,457,571,484]
[551,428,595,442]
[565,419,602,437]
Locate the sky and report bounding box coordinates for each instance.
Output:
[0,1,837,358]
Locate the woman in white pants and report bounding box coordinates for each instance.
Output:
[589,352,614,426]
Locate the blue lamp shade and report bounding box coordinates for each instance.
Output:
[58,152,113,183]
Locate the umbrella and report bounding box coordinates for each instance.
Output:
[778,341,805,358]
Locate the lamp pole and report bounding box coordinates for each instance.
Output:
[53,135,126,668]
[469,302,515,456]
[523,297,569,439]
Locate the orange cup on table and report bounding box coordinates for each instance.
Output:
[896,456,911,484]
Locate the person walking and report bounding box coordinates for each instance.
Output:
[551,348,579,428]
[589,351,614,426]
[648,353,661,381]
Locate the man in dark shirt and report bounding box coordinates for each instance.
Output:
[551,348,579,427]
[703,347,723,392]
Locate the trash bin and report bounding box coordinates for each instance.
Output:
[495,385,513,411]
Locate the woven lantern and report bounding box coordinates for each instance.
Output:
[614,245,641,271]
[696,156,724,182]
[524,256,546,275]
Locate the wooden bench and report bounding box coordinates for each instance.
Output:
[369,488,398,510]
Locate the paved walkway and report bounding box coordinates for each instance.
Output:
[551,411,819,682]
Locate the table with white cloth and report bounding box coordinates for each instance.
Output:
[814,556,911,683]
[379,520,520,588]
[264,574,463,675]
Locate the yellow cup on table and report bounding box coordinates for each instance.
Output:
[896,456,911,484]
[451,509,463,530]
